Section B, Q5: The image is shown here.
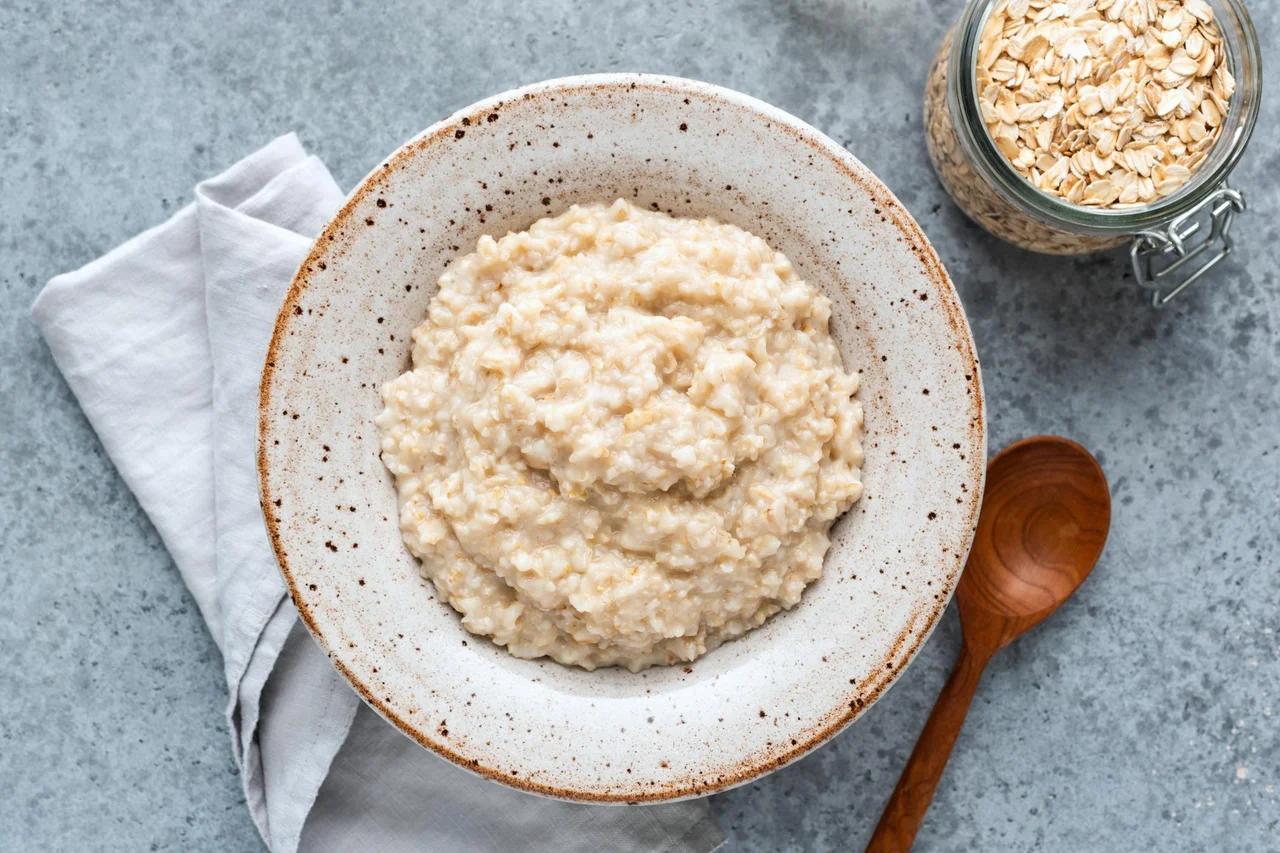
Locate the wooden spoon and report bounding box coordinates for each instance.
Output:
[865,436,1111,853]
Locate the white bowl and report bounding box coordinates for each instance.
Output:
[259,73,985,802]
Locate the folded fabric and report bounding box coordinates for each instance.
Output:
[31,133,723,853]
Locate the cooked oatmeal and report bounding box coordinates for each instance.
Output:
[376,200,864,671]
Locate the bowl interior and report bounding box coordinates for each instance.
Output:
[259,73,985,801]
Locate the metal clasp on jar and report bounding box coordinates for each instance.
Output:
[1130,185,1247,308]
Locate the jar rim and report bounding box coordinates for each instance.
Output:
[947,0,1262,235]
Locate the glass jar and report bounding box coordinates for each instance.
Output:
[924,0,1261,304]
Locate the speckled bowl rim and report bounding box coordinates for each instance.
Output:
[259,73,986,802]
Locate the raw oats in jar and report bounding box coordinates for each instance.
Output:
[924,0,1260,300]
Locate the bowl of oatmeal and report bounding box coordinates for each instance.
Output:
[259,74,985,801]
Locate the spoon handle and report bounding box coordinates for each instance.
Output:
[864,644,990,853]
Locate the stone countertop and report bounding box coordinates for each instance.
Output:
[2,0,1276,850]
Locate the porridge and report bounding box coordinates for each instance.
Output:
[376,200,864,671]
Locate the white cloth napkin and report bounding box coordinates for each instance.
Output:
[31,134,724,853]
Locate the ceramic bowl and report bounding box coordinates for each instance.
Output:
[259,73,985,802]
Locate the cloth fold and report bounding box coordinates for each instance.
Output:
[32,134,723,853]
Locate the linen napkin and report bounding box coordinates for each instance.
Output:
[31,134,724,853]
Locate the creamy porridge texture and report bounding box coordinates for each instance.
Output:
[376,200,864,671]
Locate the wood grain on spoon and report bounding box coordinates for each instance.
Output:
[865,436,1111,853]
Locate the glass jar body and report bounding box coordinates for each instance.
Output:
[923,0,1260,263]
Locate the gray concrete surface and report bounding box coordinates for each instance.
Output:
[2,0,1277,850]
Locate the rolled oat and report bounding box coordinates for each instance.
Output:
[923,0,1237,254]
[977,0,1234,208]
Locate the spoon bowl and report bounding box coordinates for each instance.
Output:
[958,436,1111,653]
